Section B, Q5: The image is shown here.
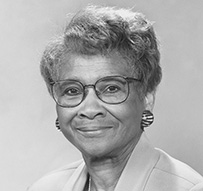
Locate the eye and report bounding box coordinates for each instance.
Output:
[63,87,82,96]
[104,85,121,93]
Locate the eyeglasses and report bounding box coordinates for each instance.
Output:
[50,75,140,108]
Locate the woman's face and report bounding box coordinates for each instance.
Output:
[56,52,145,158]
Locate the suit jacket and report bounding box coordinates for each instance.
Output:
[28,133,203,191]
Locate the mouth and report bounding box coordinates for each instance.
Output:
[75,126,113,137]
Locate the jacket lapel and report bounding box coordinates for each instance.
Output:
[114,133,160,191]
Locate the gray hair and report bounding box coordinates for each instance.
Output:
[40,5,162,96]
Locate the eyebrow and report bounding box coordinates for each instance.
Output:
[58,74,123,84]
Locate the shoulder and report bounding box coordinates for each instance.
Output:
[146,148,203,190]
[27,160,84,191]
[155,149,203,184]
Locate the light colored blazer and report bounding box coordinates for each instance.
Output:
[28,133,203,191]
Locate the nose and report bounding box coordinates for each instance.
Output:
[77,89,107,119]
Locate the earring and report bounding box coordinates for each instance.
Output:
[141,110,154,129]
[55,118,60,130]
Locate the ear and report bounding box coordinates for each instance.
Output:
[144,92,155,111]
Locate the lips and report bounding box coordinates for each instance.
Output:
[76,126,112,132]
[75,125,113,137]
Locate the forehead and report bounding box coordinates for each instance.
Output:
[59,52,133,82]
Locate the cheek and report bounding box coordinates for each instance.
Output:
[56,107,79,146]
[56,106,76,130]
[107,100,143,129]
[116,97,144,129]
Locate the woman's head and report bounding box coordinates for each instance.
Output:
[40,5,162,98]
[40,5,162,157]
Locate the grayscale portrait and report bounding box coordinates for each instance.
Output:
[1,1,203,191]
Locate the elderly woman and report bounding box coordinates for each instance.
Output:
[28,5,203,191]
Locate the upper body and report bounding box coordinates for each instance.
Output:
[28,133,203,191]
[30,5,203,191]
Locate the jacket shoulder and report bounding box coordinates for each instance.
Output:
[155,149,203,184]
[145,149,203,190]
[27,160,83,191]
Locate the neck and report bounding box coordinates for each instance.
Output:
[83,136,141,191]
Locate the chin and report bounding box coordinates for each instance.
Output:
[79,143,114,159]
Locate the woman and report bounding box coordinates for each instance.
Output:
[28,5,203,191]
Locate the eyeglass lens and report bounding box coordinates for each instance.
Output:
[53,76,129,107]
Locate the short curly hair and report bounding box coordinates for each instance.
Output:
[40,5,162,96]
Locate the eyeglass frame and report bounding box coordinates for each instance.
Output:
[50,75,141,108]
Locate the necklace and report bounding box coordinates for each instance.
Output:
[88,176,91,191]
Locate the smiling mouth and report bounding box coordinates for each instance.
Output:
[76,126,113,136]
